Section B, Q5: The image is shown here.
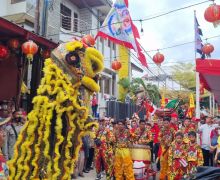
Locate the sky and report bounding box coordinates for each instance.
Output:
[126,0,220,79]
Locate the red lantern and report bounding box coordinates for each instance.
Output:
[81,35,95,47]
[204,4,220,23]
[8,39,20,49]
[153,52,164,65]
[42,49,51,59]
[22,40,38,60]
[111,59,122,70]
[0,45,9,60]
[202,43,214,56]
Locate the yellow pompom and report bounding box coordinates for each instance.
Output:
[65,41,83,52]
[81,76,100,92]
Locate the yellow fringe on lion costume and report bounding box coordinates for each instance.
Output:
[8,39,104,180]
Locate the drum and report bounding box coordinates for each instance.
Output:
[130,145,151,161]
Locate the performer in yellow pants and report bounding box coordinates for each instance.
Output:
[158,118,175,180]
[159,145,169,180]
[114,148,134,180]
[114,120,135,180]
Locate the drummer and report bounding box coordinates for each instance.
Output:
[133,120,153,164]
[133,120,152,146]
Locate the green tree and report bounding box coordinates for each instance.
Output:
[171,63,196,90]
[117,77,161,105]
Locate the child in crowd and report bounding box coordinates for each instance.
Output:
[168,132,187,180]
[187,131,203,178]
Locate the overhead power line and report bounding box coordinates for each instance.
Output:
[133,0,211,22]
[146,34,220,52]
[47,0,212,35]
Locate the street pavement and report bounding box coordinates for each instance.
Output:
[74,169,96,180]
[74,168,159,180]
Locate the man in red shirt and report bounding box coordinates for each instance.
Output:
[151,117,160,170]
[91,93,98,117]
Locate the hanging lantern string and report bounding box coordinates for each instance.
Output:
[145,33,220,52]
[47,0,212,37]
[134,0,211,22]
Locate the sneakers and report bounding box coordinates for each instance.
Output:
[95,173,101,180]
[79,173,84,177]
[83,169,89,173]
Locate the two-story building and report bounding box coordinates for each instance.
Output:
[0,0,119,116]
[1,0,143,117]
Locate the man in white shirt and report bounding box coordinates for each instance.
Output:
[199,115,218,166]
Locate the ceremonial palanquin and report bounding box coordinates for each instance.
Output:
[8,40,104,179]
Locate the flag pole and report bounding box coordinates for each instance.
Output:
[213,93,215,116]
[194,10,200,119]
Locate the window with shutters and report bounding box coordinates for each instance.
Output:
[73,12,78,32]
[60,3,71,31]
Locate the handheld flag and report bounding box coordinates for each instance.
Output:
[187,93,195,118]
[96,0,147,66]
[161,94,165,108]
[194,12,205,59]
[165,99,179,109]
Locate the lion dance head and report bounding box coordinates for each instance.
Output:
[8,39,104,180]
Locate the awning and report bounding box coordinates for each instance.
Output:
[196,59,220,104]
[0,17,57,101]
[0,17,57,49]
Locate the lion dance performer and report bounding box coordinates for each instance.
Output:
[168,132,187,180]
[158,117,175,180]
[114,120,135,180]
[8,38,104,180]
[186,131,203,178]
[94,118,114,180]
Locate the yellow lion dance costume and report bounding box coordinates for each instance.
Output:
[8,40,104,180]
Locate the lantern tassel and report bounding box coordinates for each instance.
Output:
[213,20,220,28]
[206,53,211,58]
[21,81,30,94]
[27,54,34,61]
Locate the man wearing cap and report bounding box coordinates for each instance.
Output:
[158,117,175,180]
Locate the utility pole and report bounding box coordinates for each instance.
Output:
[34,0,40,34]
[41,0,49,36]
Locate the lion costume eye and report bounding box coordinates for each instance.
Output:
[65,51,80,68]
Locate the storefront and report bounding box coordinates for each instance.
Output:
[0,17,57,116]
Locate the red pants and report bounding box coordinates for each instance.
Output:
[95,147,113,180]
